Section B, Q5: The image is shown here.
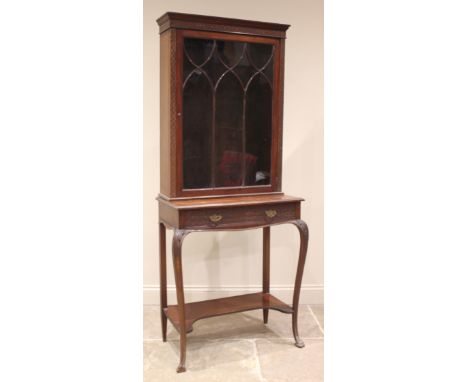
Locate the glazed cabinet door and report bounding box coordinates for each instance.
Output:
[179,31,280,194]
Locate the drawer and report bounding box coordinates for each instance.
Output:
[179,202,300,229]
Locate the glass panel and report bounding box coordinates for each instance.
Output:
[183,51,195,81]
[248,43,274,70]
[184,38,215,66]
[215,72,244,187]
[217,40,244,68]
[245,74,272,186]
[182,37,275,190]
[263,56,274,85]
[234,53,256,89]
[203,49,226,87]
[182,72,212,189]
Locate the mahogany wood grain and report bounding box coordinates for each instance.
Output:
[174,30,184,199]
[174,185,276,199]
[158,201,179,228]
[263,227,270,324]
[291,220,309,348]
[159,223,167,342]
[179,202,299,230]
[164,292,293,334]
[157,13,288,199]
[157,12,290,39]
[158,190,285,202]
[172,229,190,373]
[180,29,281,45]
[159,194,303,209]
[277,38,286,190]
[155,13,309,373]
[158,195,303,230]
[159,215,309,373]
[159,30,177,197]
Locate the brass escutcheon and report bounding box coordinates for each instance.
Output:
[265,209,277,218]
[209,214,223,223]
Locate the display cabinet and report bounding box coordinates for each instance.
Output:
[156,12,309,373]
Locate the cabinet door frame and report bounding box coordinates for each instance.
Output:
[174,29,283,198]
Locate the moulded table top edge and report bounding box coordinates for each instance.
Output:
[157,194,304,210]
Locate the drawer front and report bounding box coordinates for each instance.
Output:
[180,202,300,229]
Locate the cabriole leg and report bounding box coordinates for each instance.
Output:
[159,222,167,342]
[263,226,270,324]
[290,220,309,348]
[172,229,190,373]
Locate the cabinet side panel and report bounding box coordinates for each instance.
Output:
[159,30,176,197]
[158,201,179,228]
[276,38,286,192]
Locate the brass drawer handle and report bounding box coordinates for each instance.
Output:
[209,214,223,223]
[265,209,277,218]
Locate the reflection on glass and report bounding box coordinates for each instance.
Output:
[183,72,212,189]
[234,53,256,89]
[215,72,244,187]
[217,40,244,67]
[182,37,275,190]
[245,74,272,186]
[184,38,214,66]
[248,43,274,69]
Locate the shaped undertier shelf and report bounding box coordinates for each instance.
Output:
[164,292,293,333]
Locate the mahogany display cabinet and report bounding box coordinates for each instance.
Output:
[156,12,309,373]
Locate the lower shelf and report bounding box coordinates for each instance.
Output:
[164,292,293,334]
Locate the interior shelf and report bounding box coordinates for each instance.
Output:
[164,292,293,333]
